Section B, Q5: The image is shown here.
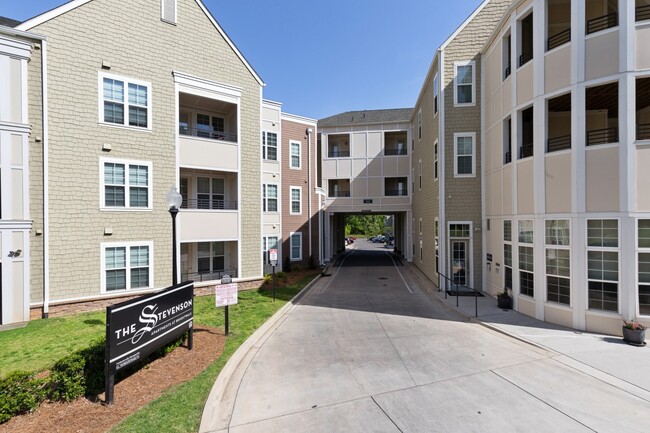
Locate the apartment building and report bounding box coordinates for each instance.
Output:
[8,0,264,322]
[483,0,650,333]
[411,0,512,291]
[0,25,42,325]
[318,109,413,261]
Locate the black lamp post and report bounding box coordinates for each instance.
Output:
[166,186,183,285]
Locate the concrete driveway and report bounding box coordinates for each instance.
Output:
[201,240,650,433]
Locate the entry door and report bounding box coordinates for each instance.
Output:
[451,240,468,286]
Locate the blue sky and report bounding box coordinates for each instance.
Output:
[0,0,484,119]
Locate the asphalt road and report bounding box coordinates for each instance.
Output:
[206,239,650,433]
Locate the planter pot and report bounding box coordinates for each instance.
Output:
[497,295,512,310]
[622,327,646,346]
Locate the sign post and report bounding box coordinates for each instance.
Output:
[216,274,237,336]
[105,282,194,404]
[269,249,278,302]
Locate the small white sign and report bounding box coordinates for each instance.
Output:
[216,283,238,307]
[269,248,278,262]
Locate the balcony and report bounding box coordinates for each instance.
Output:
[182,268,238,283]
[182,198,238,210]
[587,12,617,35]
[384,131,408,156]
[179,126,237,143]
[181,241,238,283]
[385,177,408,197]
[587,127,618,146]
[520,144,534,159]
[328,150,350,158]
[639,124,650,141]
[327,134,350,158]
[547,135,571,152]
[639,4,650,22]
[547,28,571,51]
[328,179,351,198]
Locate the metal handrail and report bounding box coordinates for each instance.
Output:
[181,199,238,210]
[586,12,618,35]
[384,148,408,156]
[638,123,650,141]
[179,126,237,143]
[328,150,350,158]
[181,268,238,283]
[504,151,511,164]
[385,189,408,197]
[638,5,650,22]
[504,65,511,79]
[547,28,571,51]
[519,143,534,159]
[547,135,571,152]
[586,127,618,146]
[437,271,479,317]
[519,49,533,67]
[329,190,350,198]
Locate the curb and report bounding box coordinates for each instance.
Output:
[198,274,322,433]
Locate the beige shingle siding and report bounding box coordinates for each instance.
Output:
[28,0,262,302]
[442,0,512,289]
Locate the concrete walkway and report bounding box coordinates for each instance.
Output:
[200,240,650,433]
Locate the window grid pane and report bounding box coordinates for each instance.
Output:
[545,220,570,245]
[639,220,650,248]
[587,219,618,247]
[504,220,512,242]
[518,220,533,244]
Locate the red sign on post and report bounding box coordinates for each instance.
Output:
[216,283,238,307]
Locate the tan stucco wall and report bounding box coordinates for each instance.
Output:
[28,0,261,303]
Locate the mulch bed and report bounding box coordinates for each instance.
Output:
[0,326,225,433]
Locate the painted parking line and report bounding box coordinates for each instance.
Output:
[385,252,415,294]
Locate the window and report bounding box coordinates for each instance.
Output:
[262,131,278,161]
[518,220,534,297]
[504,117,512,163]
[197,177,225,209]
[262,184,278,212]
[454,133,475,176]
[546,220,570,305]
[197,242,225,274]
[418,109,422,139]
[586,82,618,146]
[161,0,176,24]
[263,236,279,265]
[290,186,302,214]
[100,73,151,129]
[639,0,650,23]
[433,74,439,114]
[103,242,152,292]
[290,232,302,261]
[547,93,572,153]
[638,220,650,315]
[547,0,571,51]
[587,219,619,312]
[503,33,512,79]
[434,141,439,180]
[419,218,423,262]
[101,159,151,209]
[290,141,301,169]
[519,13,533,66]
[520,107,534,159]
[418,159,422,190]
[636,77,650,141]
[586,0,618,34]
[504,219,512,291]
[454,61,475,106]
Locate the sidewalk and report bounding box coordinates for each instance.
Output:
[404,261,650,398]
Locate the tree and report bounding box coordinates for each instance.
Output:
[345,215,386,237]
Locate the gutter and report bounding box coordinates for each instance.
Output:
[41,38,49,318]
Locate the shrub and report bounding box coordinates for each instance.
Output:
[48,338,105,401]
[275,271,286,279]
[263,274,272,285]
[0,371,47,423]
[282,256,292,273]
[308,255,317,270]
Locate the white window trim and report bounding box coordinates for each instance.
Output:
[453,60,476,107]
[290,186,302,215]
[433,73,439,115]
[518,219,534,298]
[262,131,278,161]
[637,219,650,317]
[418,109,422,140]
[453,132,476,177]
[98,72,152,131]
[100,241,154,294]
[263,236,279,265]
[161,0,177,25]
[100,157,153,211]
[434,140,439,181]
[262,183,279,213]
[586,218,620,314]
[290,232,303,261]
[544,219,571,307]
[289,140,302,169]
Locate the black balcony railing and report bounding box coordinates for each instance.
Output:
[181,268,237,283]
[587,127,618,146]
[547,135,571,153]
[638,123,650,141]
[586,12,618,35]
[181,199,238,210]
[385,189,408,197]
[519,144,534,159]
[504,65,511,79]
[504,151,512,164]
[519,49,533,67]
[179,126,238,143]
[384,148,408,156]
[547,28,571,51]
[638,5,650,22]
[329,190,350,198]
[328,150,350,158]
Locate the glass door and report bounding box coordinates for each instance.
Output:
[451,240,468,286]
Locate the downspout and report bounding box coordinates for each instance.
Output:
[307,128,313,260]
[41,38,49,318]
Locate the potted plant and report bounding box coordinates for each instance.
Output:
[497,289,512,309]
[622,320,647,346]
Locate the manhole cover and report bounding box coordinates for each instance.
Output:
[379,277,388,280]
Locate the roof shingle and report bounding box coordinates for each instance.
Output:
[319,108,413,128]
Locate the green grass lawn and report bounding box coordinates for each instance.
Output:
[111,273,317,433]
[0,310,106,378]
